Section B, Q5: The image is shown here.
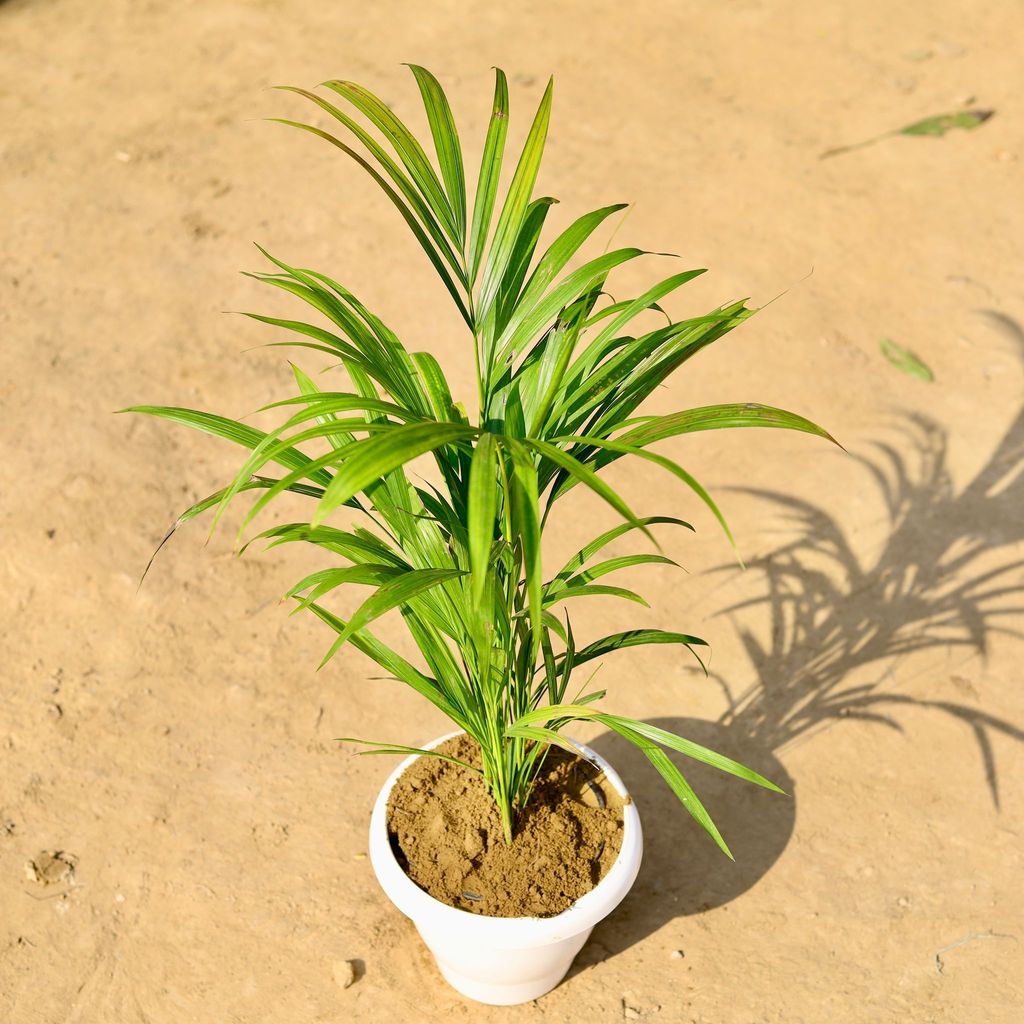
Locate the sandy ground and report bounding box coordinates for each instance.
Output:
[3,1,1024,1021]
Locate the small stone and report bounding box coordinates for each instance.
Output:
[114,893,125,904]
[995,150,1016,163]
[114,150,133,163]
[670,948,685,960]
[26,850,76,886]
[896,895,910,908]
[332,959,357,990]
[463,828,484,860]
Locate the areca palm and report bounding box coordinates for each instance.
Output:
[127,67,835,854]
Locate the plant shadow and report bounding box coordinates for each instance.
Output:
[578,311,1024,960]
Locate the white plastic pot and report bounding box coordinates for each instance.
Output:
[368,730,643,1005]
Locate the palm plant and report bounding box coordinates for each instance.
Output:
[127,67,835,856]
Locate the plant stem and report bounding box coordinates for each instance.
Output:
[496,792,514,846]
[480,741,516,845]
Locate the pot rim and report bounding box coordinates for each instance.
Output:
[368,729,643,945]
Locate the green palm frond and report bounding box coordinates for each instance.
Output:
[127,67,837,850]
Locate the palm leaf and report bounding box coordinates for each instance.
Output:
[406,65,467,241]
[477,77,553,326]
[467,69,510,286]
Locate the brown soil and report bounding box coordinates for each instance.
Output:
[386,736,623,917]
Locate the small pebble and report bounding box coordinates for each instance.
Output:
[26,850,76,886]
[670,949,685,960]
[115,150,133,163]
[332,959,357,990]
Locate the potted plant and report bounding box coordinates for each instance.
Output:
[126,67,834,1005]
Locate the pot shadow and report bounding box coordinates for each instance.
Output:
[577,310,1024,961]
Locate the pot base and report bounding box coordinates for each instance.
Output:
[419,922,593,1005]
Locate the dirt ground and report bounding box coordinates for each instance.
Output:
[2,1,1023,1021]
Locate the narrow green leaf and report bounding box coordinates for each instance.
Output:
[570,628,708,672]
[275,86,466,279]
[509,204,628,332]
[523,437,654,543]
[468,68,510,287]
[238,311,366,364]
[313,422,477,526]
[121,406,332,486]
[571,269,707,377]
[468,433,499,603]
[496,247,648,365]
[612,723,733,859]
[322,78,459,242]
[879,337,934,382]
[821,109,994,159]
[252,522,407,566]
[503,438,544,644]
[307,602,465,724]
[504,724,590,759]
[899,109,994,137]
[551,552,678,589]
[406,65,467,241]
[555,517,692,583]
[541,582,650,608]
[614,403,839,448]
[410,351,459,421]
[337,736,480,773]
[268,119,472,327]
[318,568,467,665]
[526,286,601,437]
[550,433,739,558]
[599,714,784,793]
[138,477,325,587]
[286,563,402,608]
[494,196,559,333]
[478,77,554,323]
